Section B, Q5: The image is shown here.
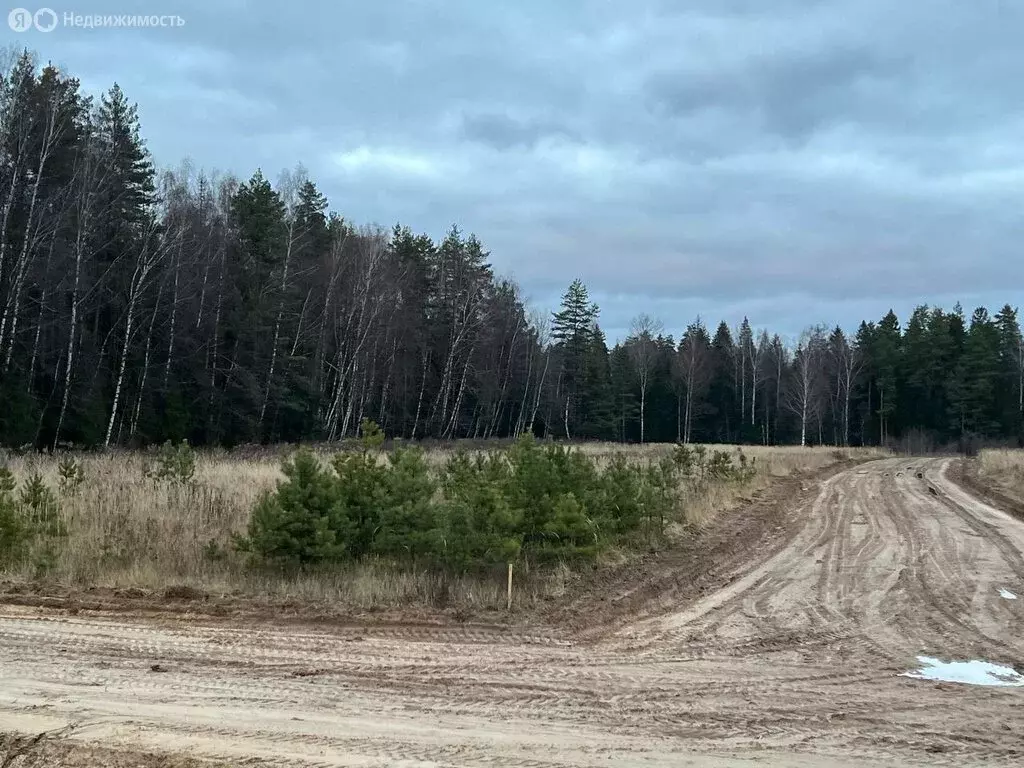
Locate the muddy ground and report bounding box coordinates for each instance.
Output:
[0,457,1022,767]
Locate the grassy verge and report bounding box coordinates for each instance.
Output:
[976,449,1024,504]
[0,439,886,616]
[956,448,1024,523]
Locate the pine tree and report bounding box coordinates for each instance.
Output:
[737,317,754,441]
[550,279,599,438]
[900,305,932,432]
[226,169,288,442]
[849,322,874,445]
[95,83,155,230]
[92,83,160,447]
[578,325,615,439]
[950,308,1001,438]
[994,305,1023,439]
[944,304,969,437]
[708,322,736,442]
[551,279,598,345]
[609,343,640,442]
[645,334,677,443]
[273,179,331,441]
[923,307,957,434]
[390,224,435,437]
[873,310,901,444]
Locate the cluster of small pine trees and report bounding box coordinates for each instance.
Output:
[237,422,754,570]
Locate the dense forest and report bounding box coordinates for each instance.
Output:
[0,52,1021,451]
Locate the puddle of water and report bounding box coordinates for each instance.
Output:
[902,656,1024,687]
[999,588,1018,600]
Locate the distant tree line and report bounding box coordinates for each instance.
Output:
[0,52,1021,450]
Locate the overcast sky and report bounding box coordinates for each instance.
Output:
[4,0,1023,343]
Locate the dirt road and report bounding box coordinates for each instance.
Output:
[1,457,1022,766]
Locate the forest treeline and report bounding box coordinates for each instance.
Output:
[0,52,1022,451]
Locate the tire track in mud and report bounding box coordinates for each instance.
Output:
[652,458,1024,666]
[624,457,1024,761]
[1,457,1023,767]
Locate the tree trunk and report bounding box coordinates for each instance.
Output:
[800,397,807,447]
[639,389,646,443]
[53,166,93,449]
[1,97,60,369]
[131,279,165,438]
[411,349,430,439]
[105,292,136,448]
[879,388,885,446]
[207,243,226,434]
[676,393,682,443]
[0,138,25,293]
[529,348,550,436]
[258,219,297,431]
[163,242,181,393]
[106,236,161,448]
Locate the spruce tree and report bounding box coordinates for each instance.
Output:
[944,304,969,437]
[950,308,1001,438]
[994,305,1023,438]
[226,169,288,441]
[609,343,640,442]
[900,305,932,432]
[873,310,901,444]
[578,325,615,439]
[550,279,599,438]
[708,322,736,442]
[737,317,755,441]
[96,83,156,229]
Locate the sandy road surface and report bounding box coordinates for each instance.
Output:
[1,457,1023,767]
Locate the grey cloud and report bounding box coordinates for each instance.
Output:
[646,44,912,142]
[458,111,578,151]
[13,0,1023,336]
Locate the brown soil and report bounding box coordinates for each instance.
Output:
[2,457,1023,767]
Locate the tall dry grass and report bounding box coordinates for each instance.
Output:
[0,442,885,611]
[977,448,1024,503]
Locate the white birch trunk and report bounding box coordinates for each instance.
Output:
[163,242,180,393]
[105,235,162,447]
[258,216,298,429]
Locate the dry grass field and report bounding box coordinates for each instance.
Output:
[0,442,885,613]
[977,447,1024,505]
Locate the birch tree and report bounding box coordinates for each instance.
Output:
[627,313,662,443]
[104,218,169,446]
[828,327,861,446]
[785,326,827,447]
[676,317,713,444]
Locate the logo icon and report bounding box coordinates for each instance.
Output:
[7,6,57,31]
[8,7,33,31]
[34,7,56,31]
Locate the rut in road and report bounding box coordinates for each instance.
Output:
[0,457,1022,767]
[624,457,1024,665]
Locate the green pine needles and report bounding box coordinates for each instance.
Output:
[0,466,67,568]
[238,421,756,571]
